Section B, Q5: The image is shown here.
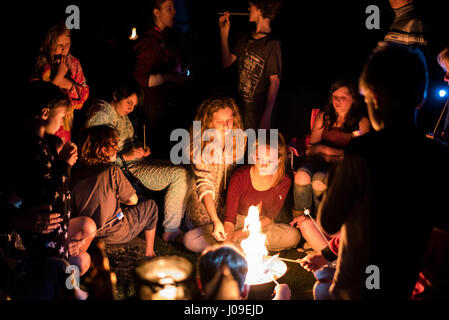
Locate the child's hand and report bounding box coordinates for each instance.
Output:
[60,142,78,166]
[212,221,227,242]
[143,146,151,157]
[298,253,329,273]
[15,205,63,234]
[218,12,231,38]
[123,147,150,161]
[68,240,82,257]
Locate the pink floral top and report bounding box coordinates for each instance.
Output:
[34,54,89,143]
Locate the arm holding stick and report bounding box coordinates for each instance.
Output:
[218,12,237,68]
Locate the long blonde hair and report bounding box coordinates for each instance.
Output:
[190,97,246,164]
[35,24,71,74]
[251,132,288,187]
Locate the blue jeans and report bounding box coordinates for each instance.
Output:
[294,157,331,213]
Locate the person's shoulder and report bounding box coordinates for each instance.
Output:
[86,100,113,120]
[230,165,251,183]
[232,165,251,178]
[135,28,160,48]
[109,163,124,176]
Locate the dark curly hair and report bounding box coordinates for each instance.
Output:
[198,244,248,295]
[79,125,119,167]
[249,0,283,21]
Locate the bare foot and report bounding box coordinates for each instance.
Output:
[145,251,158,258]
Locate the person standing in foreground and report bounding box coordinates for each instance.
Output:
[219,0,283,130]
[317,43,449,299]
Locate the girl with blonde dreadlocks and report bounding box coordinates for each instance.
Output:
[183,97,247,252]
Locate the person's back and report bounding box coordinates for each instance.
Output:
[319,43,449,299]
[335,128,449,299]
[71,164,133,230]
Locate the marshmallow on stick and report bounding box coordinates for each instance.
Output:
[304,209,330,245]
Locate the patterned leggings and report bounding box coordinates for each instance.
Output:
[126,159,190,233]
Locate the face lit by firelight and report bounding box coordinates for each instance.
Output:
[254,145,279,176]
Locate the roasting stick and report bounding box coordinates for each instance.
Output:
[217,12,250,16]
[265,255,302,264]
[80,212,125,243]
[304,209,330,246]
[272,275,280,286]
[143,124,146,150]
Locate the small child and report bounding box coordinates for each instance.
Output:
[71,125,158,258]
[9,81,95,299]
[198,244,290,300]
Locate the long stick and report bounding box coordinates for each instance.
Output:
[304,209,330,246]
[217,12,250,16]
[432,99,449,137]
[81,212,124,243]
[143,124,146,149]
[265,255,301,264]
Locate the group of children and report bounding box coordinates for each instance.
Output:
[1,0,448,300]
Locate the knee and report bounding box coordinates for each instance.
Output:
[288,227,302,247]
[79,253,91,276]
[295,170,311,186]
[313,281,332,300]
[266,225,301,251]
[311,180,327,192]
[183,229,207,253]
[69,252,91,276]
[174,167,189,185]
[81,217,97,236]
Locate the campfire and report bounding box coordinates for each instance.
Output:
[240,205,287,286]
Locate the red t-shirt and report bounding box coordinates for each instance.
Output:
[223,166,291,225]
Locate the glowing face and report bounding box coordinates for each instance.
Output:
[332,86,354,116]
[52,33,71,58]
[105,139,119,162]
[114,94,138,117]
[254,145,279,176]
[211,107,234,135]
[45,105,67,135]
[154,0,176,29]
[248,3,261,22]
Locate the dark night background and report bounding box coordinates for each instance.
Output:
[2,0,449,155]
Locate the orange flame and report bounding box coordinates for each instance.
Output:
[240,205,268,285]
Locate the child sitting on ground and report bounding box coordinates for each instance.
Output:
[71,125,158,258]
